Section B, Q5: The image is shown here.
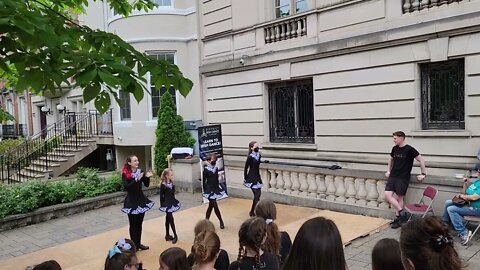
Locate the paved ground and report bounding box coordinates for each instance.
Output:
[0,192,479,269]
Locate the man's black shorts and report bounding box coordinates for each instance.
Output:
[385,177,410,196]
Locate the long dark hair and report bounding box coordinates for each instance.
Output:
[372,238,404,270]
[32,260,62,270]
[248,141,257,155]
[160,247,190,270]
[400,217,462,270]
[237,217,267,269]
[255,199,281,256]
[282,217,346,270]
[121,155,136,179]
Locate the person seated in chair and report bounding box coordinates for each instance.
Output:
[442,170,480,245]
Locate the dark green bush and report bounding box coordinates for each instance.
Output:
[0,168,122,219]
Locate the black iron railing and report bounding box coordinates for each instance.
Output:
[0,110,113,183]
[268,79,315,143]
[421,59,465,130]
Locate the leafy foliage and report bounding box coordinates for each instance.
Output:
[0,139,25,155]
[0,0,193,119]
[0,168,122,219]
[154,92,195,174]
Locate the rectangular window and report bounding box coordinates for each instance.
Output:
[119,90,131,120]
[268,79,314,143]
[151,0,172,7]
[275,0,308,18]
[147,52,176,118]
[421,59,465,130]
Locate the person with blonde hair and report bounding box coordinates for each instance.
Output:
[188,219,230,270]
[159,168,181,244]
[191,231,221,270]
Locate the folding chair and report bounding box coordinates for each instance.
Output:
[405,186,438,221]
[464,215,480,243]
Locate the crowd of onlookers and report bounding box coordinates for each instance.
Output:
[26,197,474,270]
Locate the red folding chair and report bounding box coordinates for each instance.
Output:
[464,215,480,244]
[405,186,438,221]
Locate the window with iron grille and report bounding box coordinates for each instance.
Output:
[421,59,465,130]
[268,79,314,143]
[119,90,131,120]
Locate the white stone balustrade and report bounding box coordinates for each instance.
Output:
[246,166,399,212]
[403,0,464,13]
[264,15,307,44]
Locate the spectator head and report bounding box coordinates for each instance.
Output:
[32,260,62,270]
[371,238,404,270]
[237,217,268,269]
[191,231,221,267]
[255,199,281,256]
[400,217,462,270]
[392,131,406,145]
[194,219,216,236]
[104,238,139,270]
[206,153,217,162]
[159,247,190,270]
[282,217,346,270]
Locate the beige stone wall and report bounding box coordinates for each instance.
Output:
[199,0,480,177]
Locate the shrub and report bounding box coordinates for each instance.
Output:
[0,169,123,219]
[153,91,195,174]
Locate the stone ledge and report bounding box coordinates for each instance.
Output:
[173,157,201,164]
[227,186,394,219]
[0,186,159,232]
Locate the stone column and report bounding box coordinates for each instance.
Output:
[377,180,390,209]
[355,178,367,206]
[334,176,346,202]
[275,170,284,193]
[268,170,277,192]
[366,179,379,207]
[283,171,292,195]
[299,172,308,197]
[307,173,317,197]
[345,177,357,204]
[325,175,336,201]
[291,172,300,195]
[316,174,326,199]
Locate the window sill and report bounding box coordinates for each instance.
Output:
[114,121,132,128]
[263,143,317,151]
[410,130,471,138]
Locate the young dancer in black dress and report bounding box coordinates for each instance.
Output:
[159,168,181,244]
[244,141,263,217]
[121,155,154,251]
[203,153,227,229]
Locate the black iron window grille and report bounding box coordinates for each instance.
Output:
[268,79,314,143]
[421,59,465,130]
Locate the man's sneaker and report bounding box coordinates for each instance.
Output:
[461,230,473,245]
[391,218,401,229]
[399,209,412,222]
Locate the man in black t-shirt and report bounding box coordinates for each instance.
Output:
[385,131,426,229]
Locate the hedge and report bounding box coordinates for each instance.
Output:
[0,167,122,219]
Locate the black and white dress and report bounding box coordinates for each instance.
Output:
[121,169,155,215]
[203,165,228,200]
[244,152,263,189]
[159,182,181,213]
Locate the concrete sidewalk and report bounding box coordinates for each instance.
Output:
[0,192,479,269]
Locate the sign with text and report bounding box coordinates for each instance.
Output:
[198,124,228,197]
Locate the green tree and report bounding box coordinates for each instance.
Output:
[0,0,193,120]
[154,91,195,173]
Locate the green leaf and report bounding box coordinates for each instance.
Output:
[94,91,111,114]
[76,67,98,86]
[83,83,101,103]
[132,81,144,102]
[98,69,120,87]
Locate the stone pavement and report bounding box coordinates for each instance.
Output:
[0,192,479,270]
